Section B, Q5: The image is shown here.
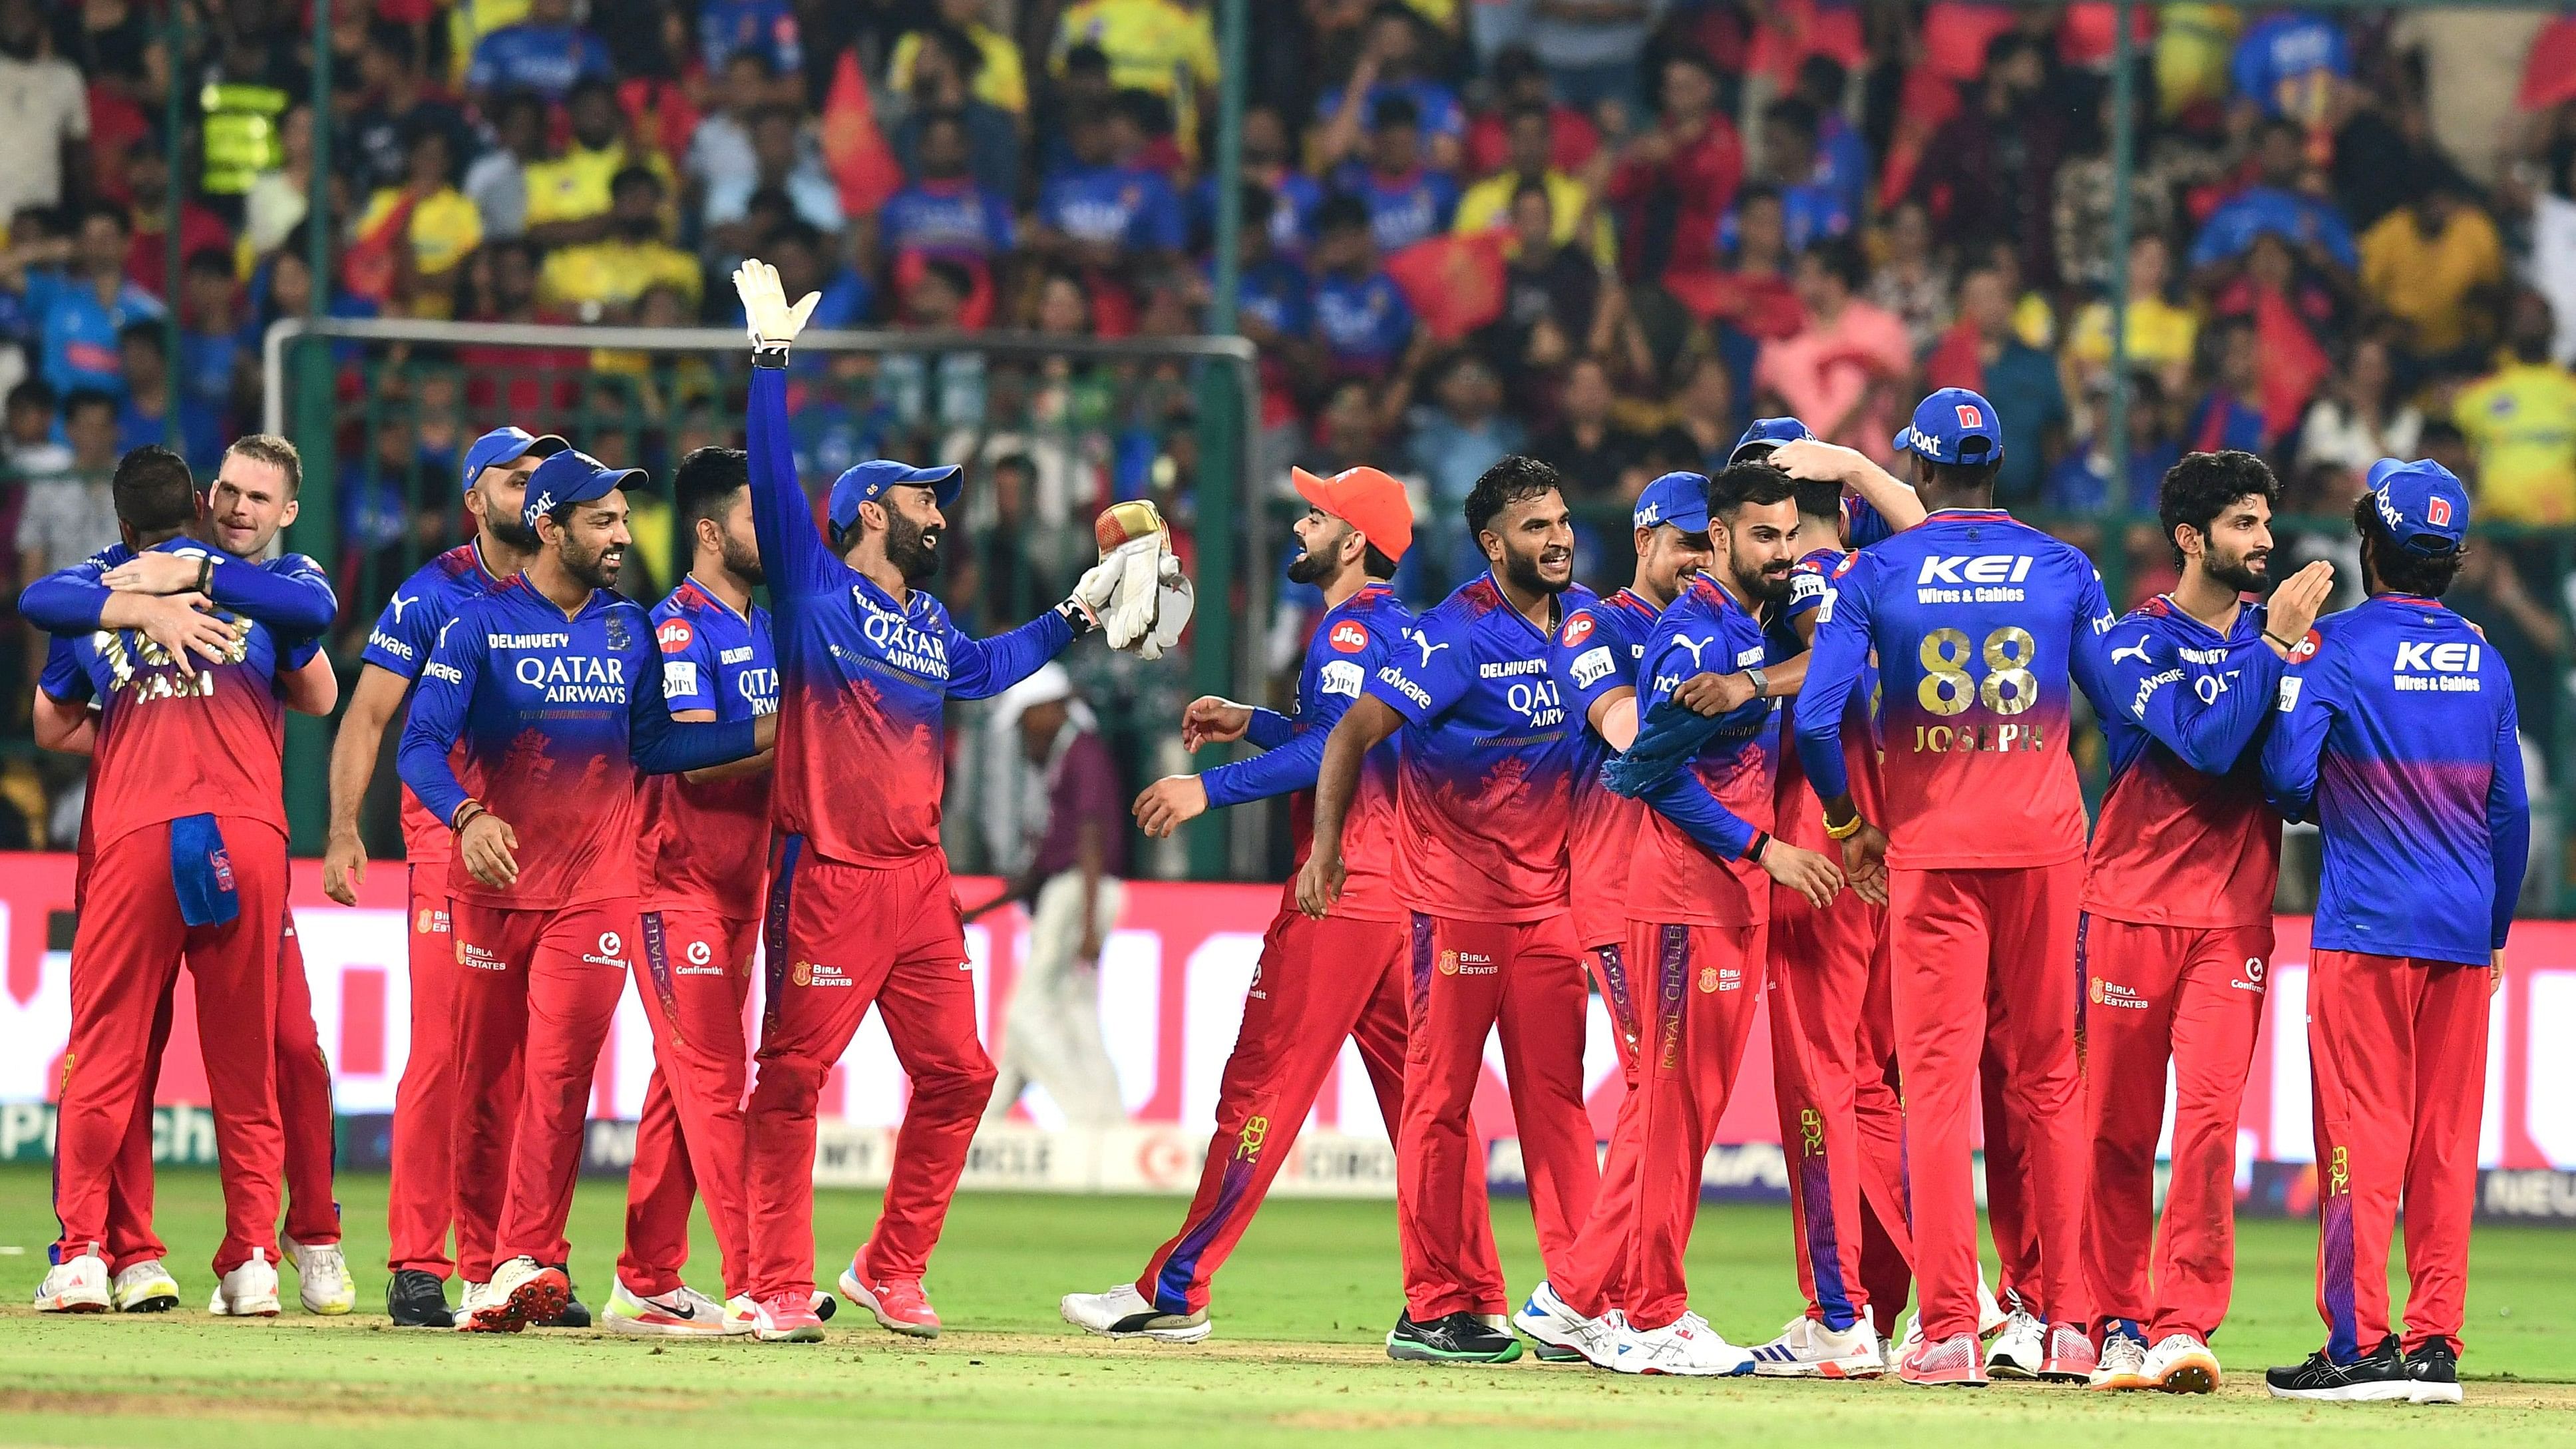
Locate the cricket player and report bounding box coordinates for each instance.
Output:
[1059,464,1415,1342]
[2261,459,2527,1406]
[1792,388,2119,1386]
[2080,451,2333,1394]
[1516,462,1842,1376]
[322,424,569,1328]
[1300,455,1602,1364]
[729,260,1131,1344]
[29,437,354,1316]
[606,446,777,1337]
[398,449,774,1333]
[29,446,333,1315]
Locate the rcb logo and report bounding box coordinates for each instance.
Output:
[1698,966,1719,993]
[1437,950,1459,976]
[2088,976,2105,1005]
[791,960,813,987]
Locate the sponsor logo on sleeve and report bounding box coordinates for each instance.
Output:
[664,661,699,698]
[1320,660,1364,696]
[1561,614,1595,648]
[2291,628,2321,662]
[658,618,693,654]
[1570,645,1616,689]
[1328,620,1371,654]
[2277,676,2302,712]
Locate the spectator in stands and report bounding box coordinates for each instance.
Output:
[19,203,160,400]
[882,258,987,431]
[2188,118,2356,288]
[113,319,171,455]
[528,77,675,249]
[2298,333,2422,492]
[1308,192,1416,387]
[466,0,614,106]
[1531,355,1647,505]
[1049,0,1218,152]
[687,52,771,214]
[119,142,231,304]
[1318,5,1467,176]
[1915,31,2068,292]
[2068,232,2200,403]
[1749,98,1855,254]
[2185,316,2269,454]
[2360,179,2507,373]
[1485,182,1609,403]
[3,379,69,480]
[244,104,318,258]
[1033,99,1184,288]
[1927,262,2065,502]
[697,0,801,79]
[464,90,547,242]
[178,249,245,442]
[1465,44,1600,178]
[896,21,1023,204]
[1608,50,1742,293]
[1455,102,1613,268]
[1755,237,1911,458]
[1201,104,1322,260]
[540,166,699,320]
[1409,349,1526,539]
[348,23,473,198]
[2229,5,2348,136]
[1867,196,1954,357]
[1664,350,1739,473]
[769,221,870,333]
[1216,183,1315,382]
[1796,57,1869,222]
[351,126,482,319]
[1527,0,1659,113]
[1334,95,1459,257]
[2454,290,2576,525]
[0,0,91,222]
[15,386,118,584]
[884,109,1017,298]
[704,104,841,254]
[890,0,1027,116]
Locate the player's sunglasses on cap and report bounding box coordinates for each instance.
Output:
[1892,386,2003,467]
[2365,457,2470,555]
[1632,471,1711,532]
[461,425,568,494]
[830,459,964,530]
[1291,465,1413,561]
[520,448,644,531]
[1729,416,1813,465]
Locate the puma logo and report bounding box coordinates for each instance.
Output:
[1409,634,1450,668]
[2110,637,2153,666]
[1670,635,1714,671]
[388,593,419,622]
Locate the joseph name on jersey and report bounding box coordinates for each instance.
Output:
[1549,587,1659,947]
[363,541,516,870]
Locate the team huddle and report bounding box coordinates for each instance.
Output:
[24,260,2525,1404]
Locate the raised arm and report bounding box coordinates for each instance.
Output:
[737,260,834,602]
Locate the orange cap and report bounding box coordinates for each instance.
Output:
[1291,465,1413,562]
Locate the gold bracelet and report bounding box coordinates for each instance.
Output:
[1823,812,1866,841]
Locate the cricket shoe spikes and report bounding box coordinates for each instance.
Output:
[1387,1309,1524,1362]
[2267,1337,2414,1402]
[1985,1309,2046,1378]
[2037,1321,2098,1382]
[604,1281,732,1337]
[1899,1331,1988,1386]
[2088,1330,2152,1391]
[111,1258,180,1313]
[2143,1332,2221,1393]
[2403,1339,2464,1406]
[1751,1314,1885,1378]
[1512,1280,1620,1368]
[751,1291,825,1343]
[1061,1283,1214,1343]
[1613,1312,1755,1377]
[208,1249,282,1317]
[841,1247,942,1338]
[534,1265,590,1328]
[34,1251,110,1313]
[459,1257,564,1333]
[285,1237,355,1315]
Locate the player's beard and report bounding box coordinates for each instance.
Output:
[1286,545,1335,586]
[2211,542,2271,596]
[886,509,942,584]
[720,530,765,586]
[489,517,541,554]
[1499,538,1572,596]
[564,536,624,591]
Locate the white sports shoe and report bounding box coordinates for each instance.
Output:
[1511,1280,1622,1368]
[1986,1309,2046,1378]
[2090,1331,2151,1390]
[206,1249,281,1317]
[1897,1278,2012,1364]
[451,1281,492,1331]
[1061,1283,1214,1342]
[723,1295,759,1337]
[34,1251,110,1313]
[110,1259,180,1313]
[461,1256,568,1333]
[1751,1314,1885,1378]
[2144,1332,2222,1394]
[284,1238,355,1315]
[1612,1311,1755,1377]
[604,1281,731,1337]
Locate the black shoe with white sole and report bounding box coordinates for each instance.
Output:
[2265,1337,2412,1402]
[387,1269,455,1329]
[1387,1310,1525,1363]
[2404,1339,2464,1404]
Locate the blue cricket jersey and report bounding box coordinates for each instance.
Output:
[638,578,778,915]
[1626,574,1780,928]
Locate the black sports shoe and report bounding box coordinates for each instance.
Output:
[1387,1311,1525,1363]
[534,1265,591,1328]
[2404,1339,2464,1404]
[2265,1336,2412,1402]
[387,1269,454,1329]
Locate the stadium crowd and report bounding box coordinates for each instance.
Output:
[0,0,2573,851]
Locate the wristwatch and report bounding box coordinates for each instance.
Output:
[1746,665,1770,700]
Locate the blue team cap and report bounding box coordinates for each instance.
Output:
[460,425,568,495]
[1632,472,1711,532]
[521,448,644,532]
[2365,458,2470,554]
[828,459,964,530]
[1892,387,2004,466]
[1730,417,1814,464]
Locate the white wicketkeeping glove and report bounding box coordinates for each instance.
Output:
[1101,532,1169,650]
[1068,537,1152,628]
[1133,554,1194,661]
[731,258,821,349]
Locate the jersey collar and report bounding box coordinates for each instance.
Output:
[1480,569,1563,641]
[680,574,751,625]
[1925,507,2014,522]
[1607,586,1660,620]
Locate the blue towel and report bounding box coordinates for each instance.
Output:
[170,813,240,928]
[1601,696,1761,799]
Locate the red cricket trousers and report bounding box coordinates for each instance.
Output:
[1852,928,1915,1337]
[107,911,340,1273]
[1134,912,1409,1315]
[1576,939,1642,1311]
[387,875,468,1277]
[1399,911,1598,1321]
[1554,921,1766,1330]
[53,819,285,1277]
[619,909,758,1299]
[1982,1028,2038,1311]
[2081,917,2271,1341]
[2307,949,2489,1362]
[743,842,994,1301]
[450,898,636,1283]
[1887,861,2088,1341]
[1767,883,1895,1332]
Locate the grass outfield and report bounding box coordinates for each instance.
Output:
[1,1165,2571,1447]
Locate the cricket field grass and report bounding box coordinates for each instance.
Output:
[1,1165,2571,1447]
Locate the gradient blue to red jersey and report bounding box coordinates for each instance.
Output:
[2084,596,2285,927]
[746,366,1069,867]
[1202,581,1411,922]
[1769,546,1884,847]
[637,579,779,915]
[361,540,515,869]
[1626,574,1777,927]
[1796,510,2117,869]
[2261,595,2529,966]
[1549,586,1660,946]
[397,577,755,910]
[1364,573,1588,922]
